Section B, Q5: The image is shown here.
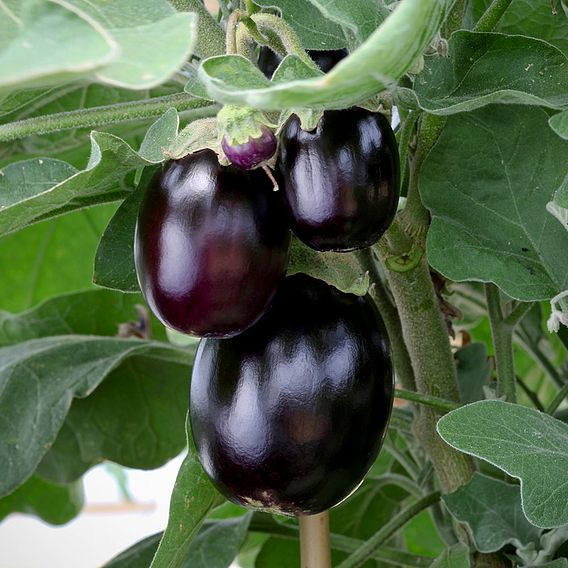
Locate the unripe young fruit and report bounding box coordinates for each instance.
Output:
[190,274,393,515]
[134,149,290,337]
[221,125,277,170]
[258,46,348,78]
[277,108,400,252]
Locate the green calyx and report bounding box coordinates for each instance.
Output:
[217,104,269,145]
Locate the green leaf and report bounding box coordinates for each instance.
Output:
[138,109,180,162]
[0,0,196,92]
[0,133,143,236]
[306,0,389,45]
[94,169,156,292]
[422,105,568,302]
[0,474,84,525]
[37,352,192,483]
[0,335,190,497]
[198,0,453,110]
[546,174,568,232]
[288,237,369,295]
[106,515,252,568]
[550,110,568,141]
[429,544,470,568]
[437,400,568,528]
[443,473,541,553]
[0,204,117,312]
[0,288,166,346]
[0,1,115,92]
[253,0,346,50]
[404,32,568,115]
[105,533,163,568]
[181,513,253,568]
[480,0,568,58]
[150,417,222,568]
[455,343,491,404]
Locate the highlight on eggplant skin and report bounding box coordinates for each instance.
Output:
[190,273,394,516]
[134,149,291,338]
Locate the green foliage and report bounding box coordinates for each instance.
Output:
[1,0,568,565]
[422,105,568,302]
[443,473,541,553]
[438,401,568,528]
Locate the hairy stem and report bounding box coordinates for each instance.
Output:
[380,247,474,494]
[169,0,226,57]
[357,248,416,391]
[485,284,517,402]
[474,0,514,33]
[337,491,441,568]
[0,96,217,142]
[395,388,459,413]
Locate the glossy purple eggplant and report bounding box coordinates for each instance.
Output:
[277,108,400,252]
[134,149,290,338]
[190,273,393,515]
[258,46,348,78]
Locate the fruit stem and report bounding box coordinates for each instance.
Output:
[485,283,518,403]
[0,96,217,142]
[225,9,243,54]
[299,512,332,568]
[474,0,514,33]
[356,248,416,391]
[337,491,441,568]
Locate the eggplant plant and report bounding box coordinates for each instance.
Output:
[0,1,568,567]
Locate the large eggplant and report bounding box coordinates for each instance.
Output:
[190,273,393,515]
[134,149,290,337]
[277,108,400,252]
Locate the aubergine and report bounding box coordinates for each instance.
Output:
[134,149,290,338]
[258,46,348,78]
[277,108,400,252]
[190,273,393,515]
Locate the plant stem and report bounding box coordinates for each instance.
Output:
[225,9,242,54]
[168,0,226,58]
[504,301,534,327]
[546,381,568,414]
[474,0,513,33]
[299,512,331,568]
[0,96,217,142]
[379,228,474,492]
[247,514,432,567]
[516,375,545,411]
[485,284,517,402]
[357,248,416,391]
[395,389,459,413]
[337,491,441,568]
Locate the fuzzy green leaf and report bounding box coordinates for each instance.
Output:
[443,473,541,552]
[422,106,568,302]
[438,401,568,528]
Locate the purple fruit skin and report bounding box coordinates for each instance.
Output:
[134,149,290,338]
[222,125,277,170]
[190,273,393,516]
[277,108,400,252]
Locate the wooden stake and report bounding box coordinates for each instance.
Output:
[299,512,331,568]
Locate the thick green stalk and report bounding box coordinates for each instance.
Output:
[474,0,513,33]
[485,284,517,402]
[0,96,217,142]
[169,0,226,58]
[380,247,474,494]
[337,491,441,568]
[357,248,416,391]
